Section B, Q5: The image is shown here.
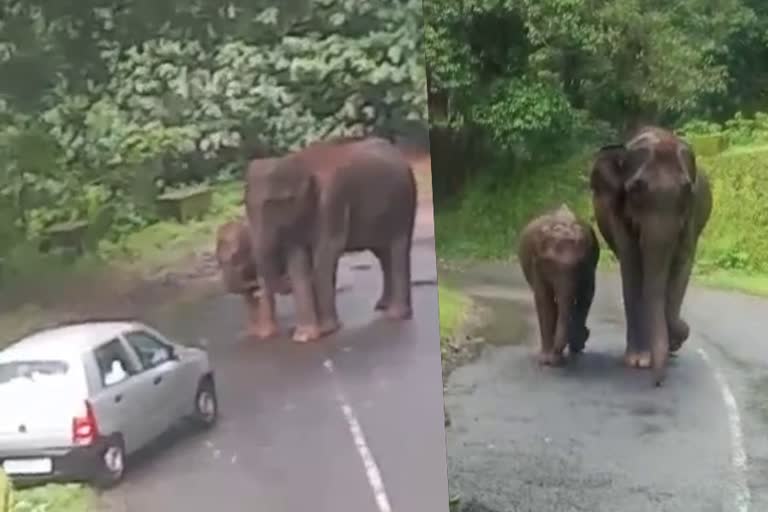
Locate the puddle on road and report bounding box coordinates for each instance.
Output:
[439,266,531,347]
[473,296,528,347]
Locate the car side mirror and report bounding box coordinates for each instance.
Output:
[167,345,178,361]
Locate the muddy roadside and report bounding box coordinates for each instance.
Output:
[439,260,531,381]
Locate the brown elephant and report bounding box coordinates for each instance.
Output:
[519,205,600,365]
[590,126,712,386]
[214,218,291,337]
[244,136,417,342]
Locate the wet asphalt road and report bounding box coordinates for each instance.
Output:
[444,263,768,512]
[102,204,450,512]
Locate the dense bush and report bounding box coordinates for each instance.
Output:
[424,0,768,197]
[0,0,427,259]
[696,145,768,273]
[681,112,768,148]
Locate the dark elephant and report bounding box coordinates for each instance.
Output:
[519,205,600,365]
[245,136,417,342]
[214,218,291,337]
[590,126,712,386]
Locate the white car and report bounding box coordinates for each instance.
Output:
[0,320,218,488]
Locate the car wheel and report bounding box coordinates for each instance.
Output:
[94,436,126,489]
[192,378,218,429]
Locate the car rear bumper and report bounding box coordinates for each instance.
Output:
[0,439,108,485]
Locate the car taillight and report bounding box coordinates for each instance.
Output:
[72,401,100,446]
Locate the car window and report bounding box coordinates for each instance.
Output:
[94,338,137,387]
[124,330,173,370]
[0,360,69,385]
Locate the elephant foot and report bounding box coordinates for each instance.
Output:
[568,326,590,354]
[384,304,412,320]
[292,324,322,343]
[374,296,390,311]
[537,351,564,366]
[568,342,585,355]
[624,350,652,369]
[319,318,342,337]
[669,318,690,353]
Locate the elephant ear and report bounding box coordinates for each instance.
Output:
[590,144,628,196]
[262,159,318,202]
[678,141,698,184]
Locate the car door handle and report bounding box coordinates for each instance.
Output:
[153,376,162,385]
[114,394,123,403]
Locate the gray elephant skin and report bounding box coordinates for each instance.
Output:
[244,136,417,342]
[590,126,712,386]
[519,204,600,366]
[215,218,291,336]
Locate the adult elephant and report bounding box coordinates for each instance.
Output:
[245,136,417,342]
[590,126,712,386]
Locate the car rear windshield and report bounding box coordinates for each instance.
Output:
[0,360,70,385]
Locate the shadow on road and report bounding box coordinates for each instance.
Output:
[122,421,210,480]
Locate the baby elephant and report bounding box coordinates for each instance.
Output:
[215,218,291,337]
[518,205,600,365]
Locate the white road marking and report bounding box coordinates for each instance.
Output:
[324,359,392,512]
[697,348,751,512]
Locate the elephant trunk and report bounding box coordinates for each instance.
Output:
[639,223,675,386]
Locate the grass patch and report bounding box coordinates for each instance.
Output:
[438,284,471,341]
[12,484,95,512]
[694,269,768,297]
[0,471,95,512]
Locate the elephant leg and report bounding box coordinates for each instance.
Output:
[313,241,345,336]
[383,234,412,320]
[551,296,571,363]
[569,268,595,354]
[373,248,392,311]
[595,205,646,367]
[616,241,649,368]
[533,281,558,365]
[666,249,695,353]
[286,247,321,343]
[248,289,279,340]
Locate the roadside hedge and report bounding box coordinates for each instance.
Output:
[697,145,768,273]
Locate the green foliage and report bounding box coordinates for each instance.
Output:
[435,116,768,290]
[685,133,729,157]
[0,1,427,260]
[681,111,768,147]
[424,0,766,192]
[12,484,94,512]
[0,470,10,512]
[696,145,768,274]
[471,79,577,159]
[438,285,470,342]
[435,152,593,260]
[0,470,93,512]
